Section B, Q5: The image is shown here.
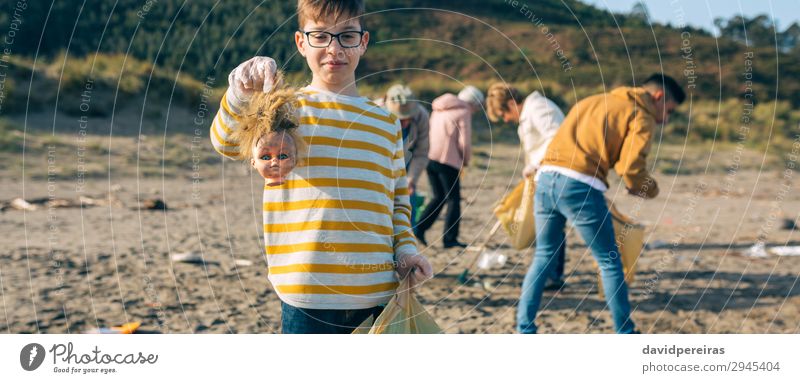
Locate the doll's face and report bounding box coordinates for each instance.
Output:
[250,132,297,183]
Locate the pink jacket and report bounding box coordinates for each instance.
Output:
[427,93,472,170]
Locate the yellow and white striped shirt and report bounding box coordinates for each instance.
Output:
[210,85,417,309]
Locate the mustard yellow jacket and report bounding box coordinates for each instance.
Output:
[541,86,659,198]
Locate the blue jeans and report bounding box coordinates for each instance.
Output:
[549,238,565,283]
[517,171,636,334]
[281,302,383,334]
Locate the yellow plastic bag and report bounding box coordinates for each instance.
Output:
[352,277,441,334]
[493,178,536,250]
[491,178,644,297]
[595,202,646,298]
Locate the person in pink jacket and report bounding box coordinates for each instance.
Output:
[414,85,484,248]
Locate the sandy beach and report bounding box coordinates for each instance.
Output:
[1,141,799,334]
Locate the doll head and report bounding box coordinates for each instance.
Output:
[250,130,298,186]
[232,73,306,186]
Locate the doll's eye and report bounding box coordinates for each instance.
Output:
[278,153,289,160]
[260,155,272,161]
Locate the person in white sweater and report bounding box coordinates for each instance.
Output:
[487,82,567,289]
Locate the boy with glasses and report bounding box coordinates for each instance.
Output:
[209,0,432,334]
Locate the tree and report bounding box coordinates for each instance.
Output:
[715,14,776,47]
[779,22,800,53]
[630,1,651,24]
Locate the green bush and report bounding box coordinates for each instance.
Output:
[0,119,23,152]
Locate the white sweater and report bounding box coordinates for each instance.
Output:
[518,91,565,175]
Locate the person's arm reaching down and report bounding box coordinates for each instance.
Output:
[406,108,430,190]
[457,113,472,168]
[614,112,659,199]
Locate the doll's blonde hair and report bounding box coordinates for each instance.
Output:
[230,72,306,162]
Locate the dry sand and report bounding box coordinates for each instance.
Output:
[2,143,800,333]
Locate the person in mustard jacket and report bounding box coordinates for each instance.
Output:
[517,73,686,334]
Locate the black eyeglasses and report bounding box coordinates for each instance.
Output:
[300,30,365,48]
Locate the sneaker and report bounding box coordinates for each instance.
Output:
[543,278,566,291]
[443,241,467,249]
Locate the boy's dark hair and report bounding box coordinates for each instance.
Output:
[297,0,365,29]
[642,73,686,104]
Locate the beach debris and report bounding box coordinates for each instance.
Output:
[141,198,167,210]
[10,198,37,211]
[91,193,124,208]
[476,250,507,270]
[46,199,81,208]
[645,240,669,250]
[171,251,219,265]
[84,322,141,334]
[171,251,204,264]
[769,246,800,257]
[2,194,123,211]
[781,218,797,231]
[78,196,102,206]
[744,243,768,258]
[234,259,253,267]
[742,244,800,257]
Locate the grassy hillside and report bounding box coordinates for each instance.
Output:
[2,0,796,100]
[0,0,798,150]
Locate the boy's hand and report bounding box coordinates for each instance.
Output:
[396,253,433,287]
[229,56,277,102]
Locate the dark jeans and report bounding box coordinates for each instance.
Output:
[280,302,384,334]
[550,243,565,282]
[416,161,461,244]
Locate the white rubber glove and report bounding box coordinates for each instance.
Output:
[396,253,433,287]
[228,56,278,104]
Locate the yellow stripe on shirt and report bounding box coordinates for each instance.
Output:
[220,95,241,121]
[300,116,396,143]
[264,199,391,215]
[269,262,395,275]
[265,220,393,235]
[265,178,392,198]
[266,242,394,255]
[276,282,399,295]
[211,121,237,148]
[394,230,415,242]
[298,157,395,179]
[263,199,391,215]
[297,99,396,125]
[396,238,417,248]
[302,136,394,159]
